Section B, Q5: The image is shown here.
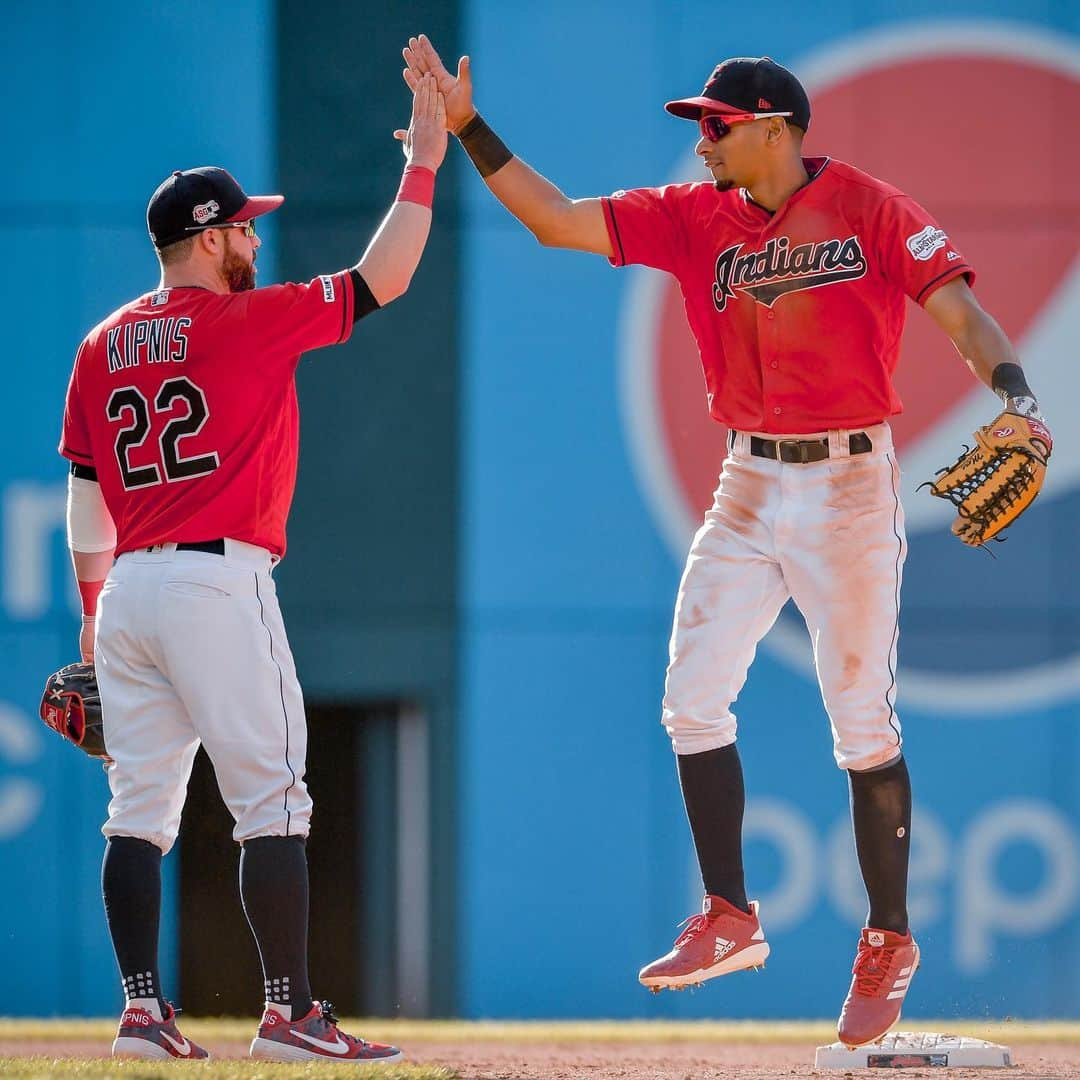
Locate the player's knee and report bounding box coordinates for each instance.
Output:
[834,740,903,772]
[662,707,737,755]
[102,823,176,856]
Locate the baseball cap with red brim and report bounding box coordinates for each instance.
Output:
[147,166,284,249]
[665,56,811,130]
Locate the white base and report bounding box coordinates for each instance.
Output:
[815,1031,1012,1069]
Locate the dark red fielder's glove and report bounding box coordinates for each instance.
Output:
[40,661,108,758]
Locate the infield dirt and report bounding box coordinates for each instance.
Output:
[2,1020,1078,1078]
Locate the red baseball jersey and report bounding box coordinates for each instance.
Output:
[60,273,359,557]
[602,157,975,433]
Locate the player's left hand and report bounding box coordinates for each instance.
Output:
[393,72,448,171]
[922,410,1052,547]
[402,34,475,134]
[40,661,108,759]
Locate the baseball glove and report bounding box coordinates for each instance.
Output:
[40,662,107,758]
[922,411,1052,547]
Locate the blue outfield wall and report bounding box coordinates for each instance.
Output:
[0,3,276,1016]
[459,2,1080,1018]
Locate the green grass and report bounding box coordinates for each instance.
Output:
[0,1060,452,1080]
[1,1017,1079,1045]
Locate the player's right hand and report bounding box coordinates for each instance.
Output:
[393,72,448,171]
[403,33,475,134]
[79,614,96,664]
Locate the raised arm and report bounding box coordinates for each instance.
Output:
[402,35,612,256]
[357,73,449,305]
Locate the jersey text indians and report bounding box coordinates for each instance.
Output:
[712,234,867,312]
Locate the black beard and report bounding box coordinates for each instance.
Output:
[222,243,256,292]
[714,179,736,193]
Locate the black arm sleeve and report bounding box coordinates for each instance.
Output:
[349,269,380,323]
[70,462,98,482]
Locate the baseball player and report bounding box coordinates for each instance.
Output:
[401,38,1048,1045]
[59,76,447,1061]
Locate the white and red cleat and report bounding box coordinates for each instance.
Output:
[250,999,403,1064]
[112,1002,209,1060]
[837,927,921,1047]
[638,895,770,992]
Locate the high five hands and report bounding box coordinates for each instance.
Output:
[402,35,476,133]
[392,71,449,170]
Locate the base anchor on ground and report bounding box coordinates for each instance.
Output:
[815,1031,1011,1069]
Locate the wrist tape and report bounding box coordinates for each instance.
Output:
[397,164,436,208]
[456,113,514,178]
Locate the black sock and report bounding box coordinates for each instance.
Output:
[102,836,167,1017]
[849,755,911,935]
[677,744,749,912]
[240,835,313,1018]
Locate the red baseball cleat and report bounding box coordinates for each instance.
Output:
[112,1002,210,1060]
[249,999,403,1064]
[638,895,769,991]
[838,927,921,1047]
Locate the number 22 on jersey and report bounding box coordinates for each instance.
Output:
[107,376,219,490]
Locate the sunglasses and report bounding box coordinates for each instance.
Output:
[185,219,258,238]
[699,111,794,141]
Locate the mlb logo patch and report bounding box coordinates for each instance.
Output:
[150,290,170,307]
[319,274,335,303]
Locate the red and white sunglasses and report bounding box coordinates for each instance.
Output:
[699,111,793,141]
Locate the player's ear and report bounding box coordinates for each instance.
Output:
[196,229,222,256]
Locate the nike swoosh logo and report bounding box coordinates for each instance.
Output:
[161,1030,192,1055]
[294,1031,349,1055]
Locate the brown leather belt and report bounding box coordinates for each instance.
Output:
[748,432,873,464]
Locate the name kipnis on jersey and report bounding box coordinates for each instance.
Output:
[106,317,192,373]
[712,235,867,312]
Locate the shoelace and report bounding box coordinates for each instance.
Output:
[851,942,899,996]
[316,1000,368,1048]
[673,913,713,947]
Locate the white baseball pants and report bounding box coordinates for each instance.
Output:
[95,539,312,854]
[662,423,907,771]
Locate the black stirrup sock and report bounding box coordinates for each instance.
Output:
[240,835,314,1018]
[849,755,912,935]
[102,836,168,1018]
[677,744,750,913]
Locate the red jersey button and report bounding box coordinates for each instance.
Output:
[770,360,779,369]
[773,407,782,415]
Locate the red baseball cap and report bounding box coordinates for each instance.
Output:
[665,56,811,130]
[147,166,284,249]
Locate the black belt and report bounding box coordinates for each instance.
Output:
[748,432,873,464]
[175,539,226,555]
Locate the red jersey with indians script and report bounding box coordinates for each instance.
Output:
[601,157,975,433]
[60,273,358,557]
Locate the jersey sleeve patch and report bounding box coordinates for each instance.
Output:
[906,225,949,261]
[319,274,336,303]
[875,194,975,303]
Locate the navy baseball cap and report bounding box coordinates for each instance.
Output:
[665,57,811,131]
[147,166,284,249]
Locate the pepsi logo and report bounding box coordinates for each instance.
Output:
[618,22,1080,712]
